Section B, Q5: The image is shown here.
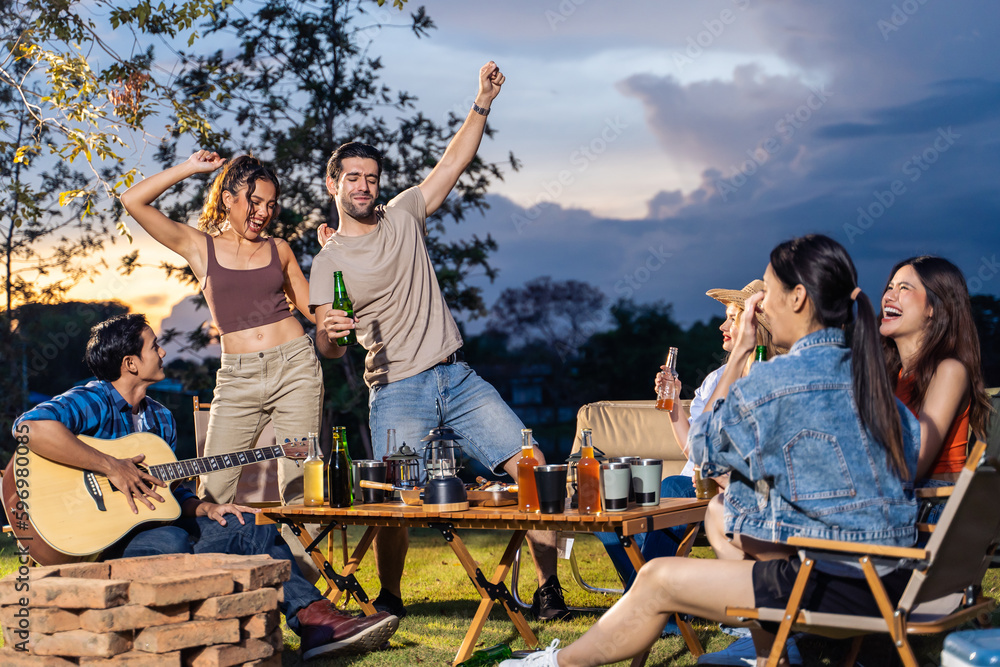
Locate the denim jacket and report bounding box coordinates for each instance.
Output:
[688,328,920,546]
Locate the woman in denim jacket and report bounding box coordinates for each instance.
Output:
[500,235,921,667]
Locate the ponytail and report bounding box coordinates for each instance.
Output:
[770,235,908,479]
[198,155,281,235]
[850,290,907,478]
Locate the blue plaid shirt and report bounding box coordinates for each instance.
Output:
[15,380,196,505]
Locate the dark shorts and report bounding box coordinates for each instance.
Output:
[752,556,911,633]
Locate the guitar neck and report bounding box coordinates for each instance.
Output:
[149,445,289,483]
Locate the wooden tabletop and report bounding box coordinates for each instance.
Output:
[258,497,708,536]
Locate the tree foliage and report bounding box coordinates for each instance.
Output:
[0,0,235,451]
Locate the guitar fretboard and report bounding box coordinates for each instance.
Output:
[148,445,287,482]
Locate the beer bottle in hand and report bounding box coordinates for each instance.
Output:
[655,347,679,411]
[327,428,353,508]
[332,271,358,346]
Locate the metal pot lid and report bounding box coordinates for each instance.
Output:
[420,425,463,442]
[387,443,420,460]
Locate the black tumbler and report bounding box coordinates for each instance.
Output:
[534,464,568,514]
[357,461,387,503]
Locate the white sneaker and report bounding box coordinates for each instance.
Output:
[499,639,562,666]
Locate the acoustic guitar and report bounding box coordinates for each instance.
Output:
[1,432,307,566]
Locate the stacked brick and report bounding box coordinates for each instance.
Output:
[0,552,290,666]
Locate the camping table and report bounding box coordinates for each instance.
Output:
[257,498,709,665]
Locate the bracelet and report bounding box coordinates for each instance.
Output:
[471,102,490,117]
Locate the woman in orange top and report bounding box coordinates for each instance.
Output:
[879,256,992,483]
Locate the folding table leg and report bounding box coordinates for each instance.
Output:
[617,529,704,662]
[284,519,378,616]
[431,525,538,665]
[328,526,379,614]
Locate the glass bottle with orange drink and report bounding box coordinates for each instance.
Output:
[655,347,679,411]
[577,428,601,515]
[516,429,539,512]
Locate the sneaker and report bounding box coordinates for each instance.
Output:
[696,634,802,666]
[661,618,682,637]
[499,639,561,666]
[296,600,399,661]
[372,589,407,619]
[530,576,572,621]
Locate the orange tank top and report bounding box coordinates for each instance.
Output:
[895,372,970,475]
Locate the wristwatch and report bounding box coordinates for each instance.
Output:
[471,102,490,117]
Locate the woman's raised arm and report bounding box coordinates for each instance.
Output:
[120,151,226,279]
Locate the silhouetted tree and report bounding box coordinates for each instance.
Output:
[486,277,605,360]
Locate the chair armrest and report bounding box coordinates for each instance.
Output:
[786,535,929,560]
[915,486,954,499]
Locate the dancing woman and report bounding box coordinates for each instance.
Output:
[121,152,337,513]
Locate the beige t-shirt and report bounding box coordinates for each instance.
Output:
[310,186,462,387]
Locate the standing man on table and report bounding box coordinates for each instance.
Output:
[311,61,570,622]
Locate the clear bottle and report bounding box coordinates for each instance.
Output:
[516,429,539,513]
[327,428,353,508]
[382,428,398,487]
[332,271,358,346]
[577,428,601,515]
[457,643,513,666]
[655,347,679,411]
[303,432,325,507]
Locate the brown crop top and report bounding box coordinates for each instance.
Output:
[201,236,291,335]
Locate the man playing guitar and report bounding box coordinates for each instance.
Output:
[10,313,397,660]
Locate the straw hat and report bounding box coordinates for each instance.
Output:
[705,280,772,332]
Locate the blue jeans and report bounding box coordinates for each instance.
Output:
[111,514,323,634]
[370,362,526,473]
[595,475,697,590]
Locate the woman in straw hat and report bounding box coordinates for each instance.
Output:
[595,280,786,628]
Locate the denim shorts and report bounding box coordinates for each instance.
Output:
[369,361,525,474]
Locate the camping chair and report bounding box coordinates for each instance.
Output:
[726,439,1000,667]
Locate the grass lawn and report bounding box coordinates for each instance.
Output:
[1,528,997,666]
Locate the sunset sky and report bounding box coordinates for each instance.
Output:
[50,0,1000,360]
